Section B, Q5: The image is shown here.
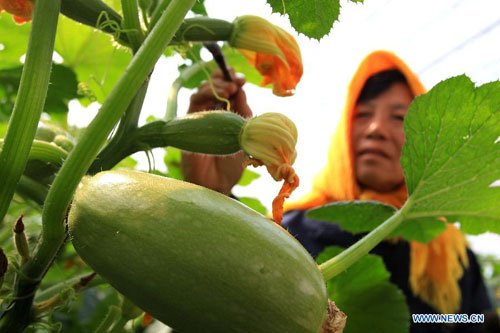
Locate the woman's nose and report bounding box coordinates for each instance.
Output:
[365,114,388,139]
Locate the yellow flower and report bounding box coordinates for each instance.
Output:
[230,15,303,97]
[0,0,33,24]
[240,113,299,224]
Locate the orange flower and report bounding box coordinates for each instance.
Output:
[142,313,153,327]
[0,0,33,24]
[230,15,303,97]
[240,113,300,224]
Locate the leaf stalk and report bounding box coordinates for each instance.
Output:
[320,200,412,281]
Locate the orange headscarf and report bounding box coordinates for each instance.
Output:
[285,50,469,314]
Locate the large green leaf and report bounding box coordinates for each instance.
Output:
[307,201,446,243]
[402,76,500,234]
[0,12,31,69]
[317,246,409,333]
[0,64,78,127]
[308,76,500,242]
[55,15,132,104]
[266,0,365,40]
[308,201,396,233]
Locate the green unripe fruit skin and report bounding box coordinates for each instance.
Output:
[68,170,327,332]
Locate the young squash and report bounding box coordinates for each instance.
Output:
[68,170,327,332]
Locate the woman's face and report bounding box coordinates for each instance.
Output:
[351,82,413,192]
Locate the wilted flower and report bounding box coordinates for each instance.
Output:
[0,0,33,23]
[240,112,299,224]
[230,15,303,97]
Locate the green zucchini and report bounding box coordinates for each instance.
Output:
[68,170,327,332]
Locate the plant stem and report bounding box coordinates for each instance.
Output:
[0,0,60,225]
[35,273,106,302]
[109,317,131,333]
[319,201,412,281]
[16,176,49,207]
[0,139,67,166]
[96,306,122,333]
[94,80,150,174]
[121,0,145,52]
[170,17,234,43]
[104,0,149,170]
[0,0,196,330]
[165,60,217,121]
[149,0,171,29]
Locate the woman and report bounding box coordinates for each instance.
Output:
[182,51,495,332]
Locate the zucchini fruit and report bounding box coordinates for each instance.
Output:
[68,170,327,332]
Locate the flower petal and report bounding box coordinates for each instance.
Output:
[0,0,33,23]
[230,16,303,97]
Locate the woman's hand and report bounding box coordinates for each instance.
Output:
[181,68,252,195]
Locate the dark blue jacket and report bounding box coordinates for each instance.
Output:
[283,210,497,333]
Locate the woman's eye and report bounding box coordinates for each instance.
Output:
[355,112,371,119]
[393,115,405,121]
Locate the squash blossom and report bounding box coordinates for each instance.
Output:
[230,15,303,97]
[0,0,33,23]
[240,112,299,224]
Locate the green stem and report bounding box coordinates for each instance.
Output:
[149,0,171,29]
[109,317,130,333]
[0,0,196,330]
[35,274,106,302]
[121,0,145,52]
[0,139,67,166]
[0,0,60,225]
[95,306,122,333]
[170,17,234,43]
[165,60,217,121]
[319,201,412,281]
[165,80,182,121]
[95,80,150,173]
[16,176,49,208]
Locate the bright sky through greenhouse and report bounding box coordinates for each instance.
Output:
[68,0,500,256]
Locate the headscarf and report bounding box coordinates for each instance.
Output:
[285,50,469,314]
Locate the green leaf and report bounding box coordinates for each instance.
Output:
[177,62,212,89]
[266,0,340,40]
[45,64,80,113]
[222,45,265,87]
[238,197,267,215]
[112,156,138,170]
[317,246,409,333]
[402,75,500,235]
[237,169,260,186]
[163,147,183,180]
[191,0,208,16]
[0,64,78,118]
[395,217,446,243]
[307,201,446,243]
[0,12,31,69]
[55,15,132,104]
[309,75,500,241]
[307,201,396,234]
